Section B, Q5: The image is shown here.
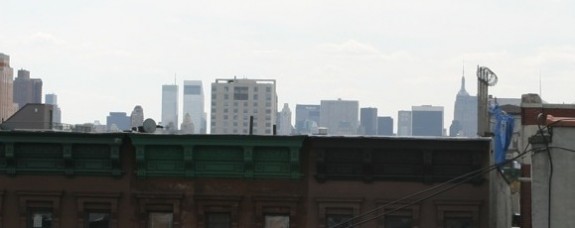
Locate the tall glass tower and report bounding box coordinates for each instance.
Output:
[360,107,378,135]
[319,99,359,135]
[45,93,62,124]
[162,84,178,131]
[183,80,205,134]
[412,105,444,137]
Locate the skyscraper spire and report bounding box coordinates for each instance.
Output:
[457,64,469,96]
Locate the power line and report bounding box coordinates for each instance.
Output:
[332,145,536,228]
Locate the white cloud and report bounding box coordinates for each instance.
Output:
[27,32,66,46]
[317,40,381,56]
[535,45,575,64]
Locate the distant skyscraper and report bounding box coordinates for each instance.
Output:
[397,110,412,136]
[360,107,378,135]
[451,74,478,137]
[130,105,144,128]
[180,113,194,134]
[412,105,444,137]
[45,93,61,124]
[91,120,107,133]
[277,103,293,135]
[13,69,42,110]
[449,120,462,137]
[295,104,320,135]
[202,112,207,134]
[377,116,394,136]
[162,84,178,131]
[210,78,277,135]
[106,112,130,132]
[0,53,16,121]
[319,99,359,135]
[44,93,57,105]
[183,80,205,134]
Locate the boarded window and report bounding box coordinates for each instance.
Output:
[148,212,173,228]
[265,215,289,228]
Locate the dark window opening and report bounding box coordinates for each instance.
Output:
[234,87,249,100]
[384,215,412,228]
[326,214,352,228]
[207,212,231,228]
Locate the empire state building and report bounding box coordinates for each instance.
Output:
[450,72,478,137]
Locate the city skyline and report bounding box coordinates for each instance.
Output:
[2,1,574,127]
[0,56,558,135]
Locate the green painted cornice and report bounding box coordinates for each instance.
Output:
[129,134,305,147]
[0,132,123,145]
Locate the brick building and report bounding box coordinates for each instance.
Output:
[0,132,491,227]
[517,94,575,228]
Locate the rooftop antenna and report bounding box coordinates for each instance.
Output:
[476,66,498,137]
[462,59,466,90]
[462,58,465,76]
[462,60,465,85]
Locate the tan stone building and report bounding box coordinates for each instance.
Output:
[0,53,16,121]
[210,78,277,135]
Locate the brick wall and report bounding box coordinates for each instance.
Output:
[520,164,531,228]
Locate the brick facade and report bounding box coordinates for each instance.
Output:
[0,132,492,227]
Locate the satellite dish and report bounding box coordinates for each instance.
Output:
[142,118,157,133]
[486,72,498,86]
[477,66,498,86]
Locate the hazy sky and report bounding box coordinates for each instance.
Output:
[2,0,574,130]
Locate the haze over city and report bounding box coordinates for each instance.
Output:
[2,0,574,127]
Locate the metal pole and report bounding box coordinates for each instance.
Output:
[476,66,498,137]
[249,116,254,135]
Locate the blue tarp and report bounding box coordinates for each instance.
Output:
[491,104,515,166]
